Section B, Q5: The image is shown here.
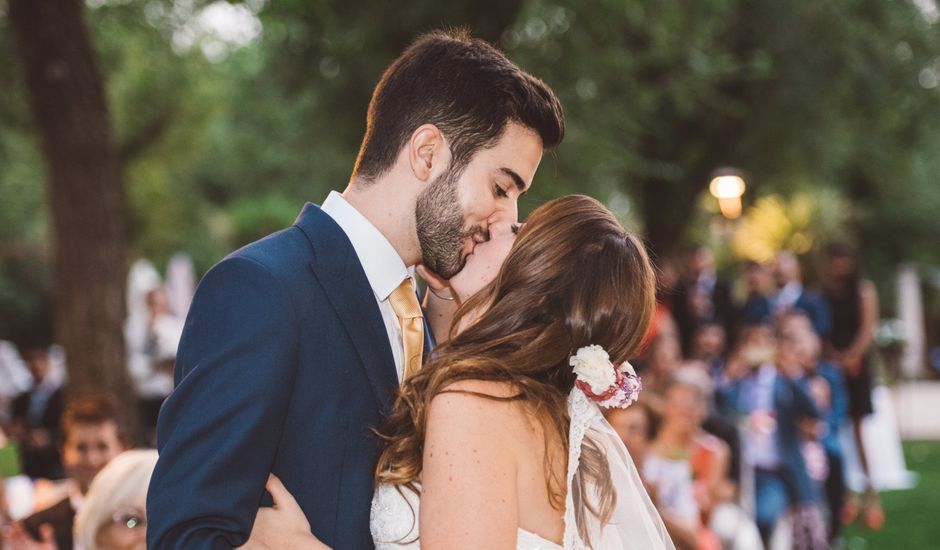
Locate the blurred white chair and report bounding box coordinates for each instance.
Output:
[842,385,918,492]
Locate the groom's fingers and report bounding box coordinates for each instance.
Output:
[416,264,450,291]
[266,474,300,511]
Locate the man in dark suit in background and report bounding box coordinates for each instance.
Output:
[146,30,564,549]
[773,250,831,338]
[10,343,65,481]
[673,246,734,356]
[737,252,831,340]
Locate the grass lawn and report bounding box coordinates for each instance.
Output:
[842,441,940,549]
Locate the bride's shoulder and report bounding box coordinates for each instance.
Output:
[423,381,534,490]
[426,380,530,438]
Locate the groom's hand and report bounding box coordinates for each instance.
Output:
[416,265,456,303]
[416,264,459,345]
[238,476,328,550]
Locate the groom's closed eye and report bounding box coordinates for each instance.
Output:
[499,167,527,194]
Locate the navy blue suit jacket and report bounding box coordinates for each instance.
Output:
[147,204,429,549]
[794,290,831,339]
[809,361,848,457]
[738,290,831,338]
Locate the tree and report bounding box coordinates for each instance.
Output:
[8,0,134,419]
[506,0,940,260]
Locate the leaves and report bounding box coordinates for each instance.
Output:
[1,0,939,335]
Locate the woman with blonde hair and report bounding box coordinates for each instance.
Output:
[75,450,156,550]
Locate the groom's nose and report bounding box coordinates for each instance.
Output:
[487,199,518,226]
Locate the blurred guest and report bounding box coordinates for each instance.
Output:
[781,311,849,542]
[640,259,681,355]
[128,286,183,446]
[738,261,775,329]
[673,247,733,356]
[10,344,65,480]
[678,366,765,550]
[822,243,882,530]
[775,328,830,550]
[17,395,128,550]
[607,401,698,550]
[606,400,656,466]
[680,361,743,521]
[718,325,825,548]
[772,251,830,338]
[74,450,156,550]
[640,331,685,416]
[658,258,681,311]
[719,324,776,396]
[691,322,728,386]
[641,300,679,357]
[645,373,723,550]
[0,341,33,427]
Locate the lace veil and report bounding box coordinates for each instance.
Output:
[563,389,676,550]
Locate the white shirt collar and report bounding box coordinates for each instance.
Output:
[321,191,412,301]
[776,281,804,308]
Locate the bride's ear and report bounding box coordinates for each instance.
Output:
[408,124,449,184]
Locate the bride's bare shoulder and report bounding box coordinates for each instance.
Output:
[420,385,527,546]
[426,379,530,439]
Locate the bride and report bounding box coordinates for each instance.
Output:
[242,195,674,549]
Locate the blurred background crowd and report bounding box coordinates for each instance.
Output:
[1,0,939,549]
[610,243,898,550]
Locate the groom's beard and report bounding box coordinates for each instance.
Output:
[416,169,480,279]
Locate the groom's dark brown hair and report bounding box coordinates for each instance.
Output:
[352,29,565,182]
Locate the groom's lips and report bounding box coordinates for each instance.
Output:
[467,232,488,256]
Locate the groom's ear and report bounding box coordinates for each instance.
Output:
[409,124,446,183]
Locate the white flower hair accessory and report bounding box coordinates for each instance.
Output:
[569,345,642,409]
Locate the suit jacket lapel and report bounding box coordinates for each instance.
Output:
[294,203,399,413]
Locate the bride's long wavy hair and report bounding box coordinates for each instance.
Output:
[375,194,656,534]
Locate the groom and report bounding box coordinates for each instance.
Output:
[147,30,564,549]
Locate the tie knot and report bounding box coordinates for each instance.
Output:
[389,278,423,320]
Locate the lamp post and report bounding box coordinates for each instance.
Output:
[709,169,747,219]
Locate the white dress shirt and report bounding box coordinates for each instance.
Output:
[774,281,803,313]
[321,191,413,381]
[744,364,781,469]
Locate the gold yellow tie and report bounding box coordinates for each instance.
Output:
[388,278,424,380]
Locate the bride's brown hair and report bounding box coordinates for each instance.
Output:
[375,195,656,534]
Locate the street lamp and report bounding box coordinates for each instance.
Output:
[709,168,747,219]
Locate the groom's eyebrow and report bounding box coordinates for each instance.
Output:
[499,167,527,194]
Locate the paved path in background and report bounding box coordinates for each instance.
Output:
[892,381,940,440]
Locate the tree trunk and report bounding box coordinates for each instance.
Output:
[8,0,134,427]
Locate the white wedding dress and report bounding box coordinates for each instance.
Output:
[369,390,675,549]
[370,483,563,550]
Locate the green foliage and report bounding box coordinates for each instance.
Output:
[506,0,940,258]
[1,0,939,335]
[730,189,853,262]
